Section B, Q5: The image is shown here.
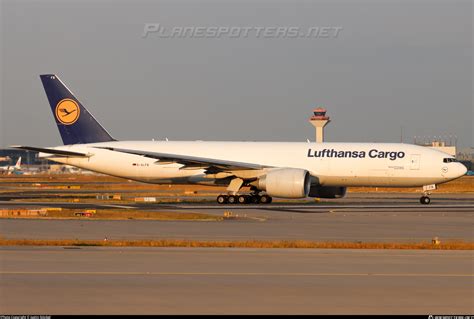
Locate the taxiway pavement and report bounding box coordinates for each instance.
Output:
[1,246,472,314]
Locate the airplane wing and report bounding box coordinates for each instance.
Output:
[95,147,269,172]
[11,146,91,158]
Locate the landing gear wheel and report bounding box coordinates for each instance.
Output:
[259,195,272,204]
[227,195,237,204]
[420,196,431,205]
[217,195,228,204]
[237,195,248,204]
[249,195,260,204]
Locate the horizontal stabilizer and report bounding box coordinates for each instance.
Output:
[11,146,91,157]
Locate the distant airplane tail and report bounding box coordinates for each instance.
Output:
[14,157,21,169]
[40,74,116,145]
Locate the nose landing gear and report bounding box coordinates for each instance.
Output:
[419,196,431,205]
[420,184,436,205]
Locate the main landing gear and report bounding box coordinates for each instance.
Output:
[218,178,272,204]
[216,194,272,205]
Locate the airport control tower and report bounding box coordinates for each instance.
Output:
[309,107,330,143]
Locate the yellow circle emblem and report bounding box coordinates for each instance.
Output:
[55,99,80,125]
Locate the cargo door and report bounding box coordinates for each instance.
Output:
[410,154,420,170]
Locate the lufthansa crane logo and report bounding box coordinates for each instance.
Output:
[55,99,80,125]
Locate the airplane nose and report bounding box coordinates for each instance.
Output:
[456,163,468,178]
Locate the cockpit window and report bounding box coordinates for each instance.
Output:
[443,158,457,163]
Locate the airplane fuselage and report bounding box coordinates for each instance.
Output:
[42,141,466,188]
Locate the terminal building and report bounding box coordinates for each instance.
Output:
[413,137,457,157]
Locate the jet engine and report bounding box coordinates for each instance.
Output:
[255,168,311,198]
[308,185,347,198]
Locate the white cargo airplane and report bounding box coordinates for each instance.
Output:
[0,157,21,175]
[13,74,467,204]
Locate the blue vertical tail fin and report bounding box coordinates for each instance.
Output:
[40,74,116,145]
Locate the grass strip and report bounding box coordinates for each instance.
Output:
[0,239,472,250]
[1,208,222,221]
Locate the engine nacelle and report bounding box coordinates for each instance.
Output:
[256,168,311,198]
[308,185,347,198]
